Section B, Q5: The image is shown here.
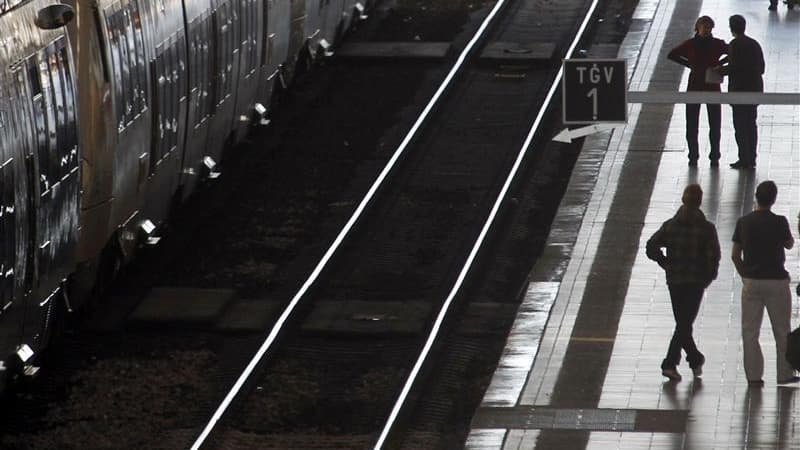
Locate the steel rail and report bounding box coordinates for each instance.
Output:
[373,0,602,448]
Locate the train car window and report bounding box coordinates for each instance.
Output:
[187,20,199,126]
[241,0,257,76]
[149,47,163,170]
[59,46,78,174]
[212,1,235,108]
[167,38,180,152]
[203,14,215,119]
[25,56,50,194]
[105,0,148,132]
[0,160,10,310]
[92,5,111,82]
[190,19,200,126]
[106,15,123,130]
[40,55,59,190]
[117,11,136,126]
[261,1,270,67]
[0,164,5,309]
[47,52,67,181]
[176,29,187,106]
[11,67,39,291]
[189,14,215,127]
[210,8,221,109]
[131,3,147,116]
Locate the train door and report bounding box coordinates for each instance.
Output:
[322,0,345,49]
[285,0,306,81]
[99,0,152,243]
[204,0,240,160]
[0,128,22,363]
[149,34,186,177]
[16,37,80,352]
[180,5,214,199]
[228,0,262,145]
[257,0,291,106]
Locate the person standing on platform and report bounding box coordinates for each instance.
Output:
[647,184,721,381]
[769,0,797,11]
[732,181,799,386]
[715,15,764,170]
[667,16,728,167]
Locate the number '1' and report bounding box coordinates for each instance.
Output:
[587,87,598,120]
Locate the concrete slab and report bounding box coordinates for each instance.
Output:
[128,287,235,327]
[302,300,432,334]
[480,42,556,61]
[336,42,451,59]
[214,299,283,332]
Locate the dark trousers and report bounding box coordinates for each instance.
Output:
[662,283,706,369]
[732,104,758,165]
[686,103,721,162]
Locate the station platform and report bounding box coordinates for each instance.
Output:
[466,0,800,448]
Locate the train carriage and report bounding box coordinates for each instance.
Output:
[0,0,366,390]
[0,0,80,375]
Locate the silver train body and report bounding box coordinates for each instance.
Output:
[0,0,366,382]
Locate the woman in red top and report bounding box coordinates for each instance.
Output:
[668,16,728,166]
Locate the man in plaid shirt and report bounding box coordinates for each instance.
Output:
[647,184,721,381]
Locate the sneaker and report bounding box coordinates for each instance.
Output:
[662,367,682,381]
[778,376,800,384]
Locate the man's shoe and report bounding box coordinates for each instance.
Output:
[748,379,764,387]
[730,161,744,168]
[691,358,704,378]
[662,368,682,381]
[778,376,800,384]
[688,160,698,167]
[710,160,719,167]
[769,4,778,10]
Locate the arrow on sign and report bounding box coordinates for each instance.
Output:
[553,123,619,143]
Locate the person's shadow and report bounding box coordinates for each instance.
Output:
[662,378,703,449]
[736,385,796,449]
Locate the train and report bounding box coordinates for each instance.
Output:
[0,0,367,389]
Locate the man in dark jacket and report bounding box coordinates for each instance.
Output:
[667,16,728,166]
[647,184,721,381]
[717,15,765,169]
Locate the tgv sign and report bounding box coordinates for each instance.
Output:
[562,59,628,124]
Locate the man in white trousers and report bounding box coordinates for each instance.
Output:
[732,180,798,386]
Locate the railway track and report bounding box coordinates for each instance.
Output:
[0,0,639,447]
[193,0,620,448]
